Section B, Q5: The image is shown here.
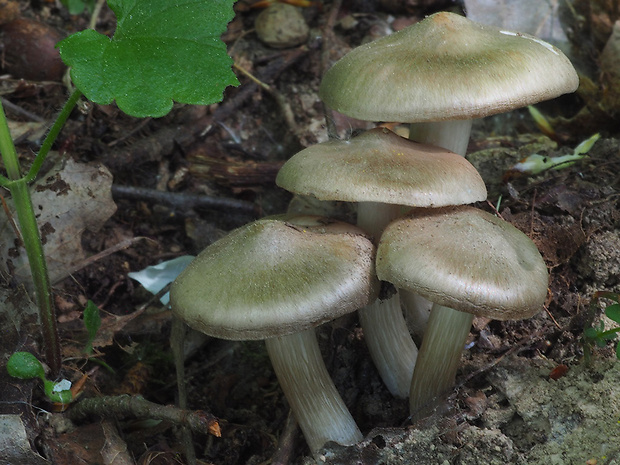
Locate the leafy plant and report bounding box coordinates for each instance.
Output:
[58,0,239,117]
[6,352,73,404]
[0,0,238,375]
[583,291,620,362]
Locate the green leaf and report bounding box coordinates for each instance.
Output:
[43,379,73,404]
[605,304,620,324]
[595,338,608,348]
[6,352,46,380]
[60,0,96,14]
[616,341,620,360]
[57,0,239,117]
[83,300,102,354]
[584,327,599,341]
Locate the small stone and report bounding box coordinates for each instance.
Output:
[255,3,309,49]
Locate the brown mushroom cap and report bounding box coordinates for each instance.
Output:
[276,127,487,206]
[170,217,379,340]
[319,12,579,123]
[376,206,548,320]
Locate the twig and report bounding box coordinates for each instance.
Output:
[58,237,154,283]
[233,62,300,138]
[111,184,258,215]
[68,394,221,438]
[107,117,152,147]
[0,191,22,241]
[215,47,309,122]
[0,97,46,122]
[267,410,299,465]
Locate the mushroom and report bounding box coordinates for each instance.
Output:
[319,11,579,156]
[318,11,577,356]
[276,127,487,397]
[170,216,378,455]
[376,206,548,419]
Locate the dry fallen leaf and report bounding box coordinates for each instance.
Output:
[0,158,117,287]
[101,420,133,465]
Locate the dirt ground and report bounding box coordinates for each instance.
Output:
[1,1,619,464]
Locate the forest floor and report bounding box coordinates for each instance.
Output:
[1,0,619,464]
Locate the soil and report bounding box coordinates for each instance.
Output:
[1,1,619,465]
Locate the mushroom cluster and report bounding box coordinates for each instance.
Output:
[276,126,487,397]
[279,11,576,415]
[170,10,579,456]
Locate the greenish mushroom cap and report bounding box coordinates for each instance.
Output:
[276,127,487,206]
[319,12,579,122]
[376,206,549,320]
[170,217,379,340]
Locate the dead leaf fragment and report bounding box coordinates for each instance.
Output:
[0,158,117,287]
[0,415,49,465]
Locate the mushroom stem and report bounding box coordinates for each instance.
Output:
[265,328,363,456]
[356,201,419,398]
[399,290,433,344]
[409,303,474,421]
[356,201,401,240]
[403,119,473,344]
[358,295,417,398]
[408,120,473,156]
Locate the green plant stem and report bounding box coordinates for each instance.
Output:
[0,101,62,376]
[0,105,21,182]
[598,327,620,339]
[9,179,61,375]
[26,89,82,182]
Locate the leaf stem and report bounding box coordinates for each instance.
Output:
[11,178,61,374]
[598,327,620,339]
[0,100,62,376]
[26,89,82,183]
[0,104,21,181]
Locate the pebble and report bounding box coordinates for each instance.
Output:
[255,3,309,49]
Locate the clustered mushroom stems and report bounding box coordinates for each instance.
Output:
[170,12,578,458]
[356,201,418,398]
[276,130,485,399]
[317,11,577,417]
[402,119,484,415]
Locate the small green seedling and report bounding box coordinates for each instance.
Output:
[6,352,73,404]
[510,132,600,175]
[583,291,620,362]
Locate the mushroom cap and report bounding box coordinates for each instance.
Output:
[170,217,379,340]
[376,206,548,320]
[276,127,487,206]
[319,12,579,122]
